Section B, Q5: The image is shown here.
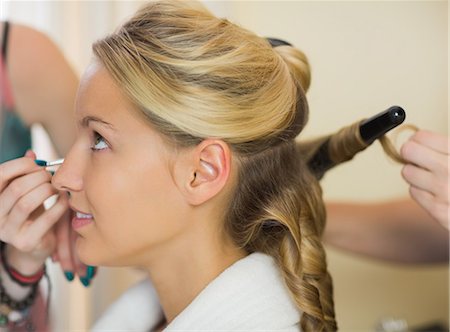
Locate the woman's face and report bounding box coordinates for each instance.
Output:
[52,61,190,267]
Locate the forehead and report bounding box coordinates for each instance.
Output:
[77,61,124,113]
[76,61,140,125]
[75,60,167,146]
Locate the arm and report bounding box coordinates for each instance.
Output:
[324,199,449,264]
[4,24,88,287]
[9,23,78,156]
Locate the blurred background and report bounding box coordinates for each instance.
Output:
[1,1,448,331]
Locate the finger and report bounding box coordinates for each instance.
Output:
[401,164,436,196]
[70,225,87,278]
[54,210,76,281]
[410,186,450,229]
[411,130,450,155]
[3,183,58,239]
[70,226,91,287]
[80,265,97,288]
[4,205,48,253]
[409,185,434,213]
[21,193,69,250]
[0,156,43,192]
[0,170,52,218]
[24,150,37,159]
[400,139,444,173]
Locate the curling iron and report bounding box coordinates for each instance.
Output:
[302,106,406,179]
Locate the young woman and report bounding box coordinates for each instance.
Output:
[50,1,336,330]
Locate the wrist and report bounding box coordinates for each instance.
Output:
[4,244,47,277]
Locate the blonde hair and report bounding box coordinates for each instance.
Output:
[93,1,336,330]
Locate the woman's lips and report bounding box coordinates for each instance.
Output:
[72,211,94,230]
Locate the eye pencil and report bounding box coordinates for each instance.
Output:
[34,158,65,167]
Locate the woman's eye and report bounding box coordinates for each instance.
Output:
[91,132,109,151]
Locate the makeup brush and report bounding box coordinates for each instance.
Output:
[34,158,65,167]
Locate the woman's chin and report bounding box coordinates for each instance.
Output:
[76,237,103,266]
[77,241,122,267]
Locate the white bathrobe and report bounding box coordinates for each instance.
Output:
[92,252,301,331]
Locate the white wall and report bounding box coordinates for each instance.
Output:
[2,1,448,331]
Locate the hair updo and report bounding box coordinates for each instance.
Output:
[93,1,336,330]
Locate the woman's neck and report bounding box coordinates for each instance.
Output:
[142,221,247,324]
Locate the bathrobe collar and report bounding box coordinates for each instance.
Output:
[92,252,301,331]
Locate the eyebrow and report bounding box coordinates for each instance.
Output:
[80,116,116,131]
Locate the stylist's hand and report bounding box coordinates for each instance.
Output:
[0,150,69,274]
[401,130,449,230]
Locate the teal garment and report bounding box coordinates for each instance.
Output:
[0,107,32,163]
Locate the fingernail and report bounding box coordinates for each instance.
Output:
[86,266,96,279]
[34,159,47,166]
[64,271,74,282]
[80,276,90,287]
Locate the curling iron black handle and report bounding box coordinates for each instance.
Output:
[306,105,406,180]
[359,106,405,144]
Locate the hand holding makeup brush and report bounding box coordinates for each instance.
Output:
[0,150,96,286]
[0,150,69,274]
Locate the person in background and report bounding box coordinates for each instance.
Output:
[0,21,93,330]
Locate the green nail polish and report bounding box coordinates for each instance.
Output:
[34,159,47,166]
[64,271,74,282]
[80,277,90,287]
[86,266,96,279]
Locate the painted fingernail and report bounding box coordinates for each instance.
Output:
[34,159,47,166]
[80,276,90,287]
[86,266,96,279]
[64,271,74,282]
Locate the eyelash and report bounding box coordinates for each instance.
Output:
[90,131,109,151]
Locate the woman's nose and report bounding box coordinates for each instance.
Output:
[51,147,85,193]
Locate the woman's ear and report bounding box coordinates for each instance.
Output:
[183,139,231,206]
